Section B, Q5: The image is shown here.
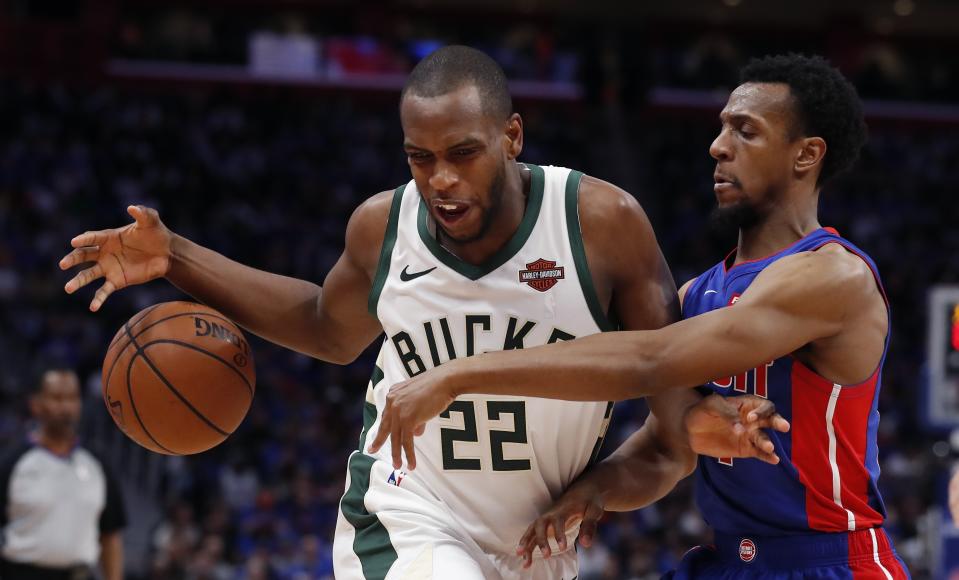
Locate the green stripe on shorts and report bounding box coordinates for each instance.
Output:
[340,452,398,579]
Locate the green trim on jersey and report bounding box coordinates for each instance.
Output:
[564,170,615,331]
[339,452,398,579]
[368,184,407,316]
[587,401,615,467]
[416,163,546,281]
[357,365,384,451]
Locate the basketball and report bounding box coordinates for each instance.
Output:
[101,301,256,455]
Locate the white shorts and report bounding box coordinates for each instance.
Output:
[333,452,578,580]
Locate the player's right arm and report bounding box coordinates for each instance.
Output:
[59,195,392,364]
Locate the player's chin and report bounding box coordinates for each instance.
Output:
[436,215,482,243]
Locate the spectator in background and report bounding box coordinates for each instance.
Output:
[950,469,959,525]
[0,369,126,580]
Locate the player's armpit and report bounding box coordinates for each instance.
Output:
[308,191,393,363]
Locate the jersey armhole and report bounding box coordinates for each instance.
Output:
[678,277,698,314]
[366,183,407,316]
[564,170,615,332]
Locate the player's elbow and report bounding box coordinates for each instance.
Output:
[309,342,363,365]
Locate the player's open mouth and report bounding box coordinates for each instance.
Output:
[432,200,471,225]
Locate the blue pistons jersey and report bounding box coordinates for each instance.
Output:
[674,228,910,579]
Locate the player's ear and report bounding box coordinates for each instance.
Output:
[795,136,826,178]
[505,113,523,160]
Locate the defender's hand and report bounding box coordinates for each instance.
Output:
[59,205,173,311]
[685,393,790,464]
[367,365,458,470]
[516,481,604,569]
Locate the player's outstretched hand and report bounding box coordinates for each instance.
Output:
[685,393,790,464]
[59,206,173,311]
[367,366,457,470]
[515,480,604,569]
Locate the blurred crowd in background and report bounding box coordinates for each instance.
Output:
[2,1,959,579]
[106,4,959,103]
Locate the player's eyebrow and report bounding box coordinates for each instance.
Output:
[402,141,428,152]
[720,111,763,126]
[445,137,484,150]
[403,137,485,152]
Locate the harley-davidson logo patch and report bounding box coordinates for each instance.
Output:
[519,259,565,292]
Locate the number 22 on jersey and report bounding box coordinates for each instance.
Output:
[439,400,532,472]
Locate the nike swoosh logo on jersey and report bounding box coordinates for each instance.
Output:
[400,265,437,282]
[704,289,718,295]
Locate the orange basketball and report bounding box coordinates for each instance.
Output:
[101,301,256,455]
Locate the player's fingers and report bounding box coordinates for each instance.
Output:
[749,431,780,464]
[413,423,426,437]
[744,412,790,435]
[772,415,791,433]
[577,504,601,548]
[390,421,403,469]
[59,246,100,270]
[517,526,533,555]
[551,514,567,551]
[517,524,536,567]
[367,410,390,453]
[90,279,116,312]
[533,517,551,558]
[517,527,535,568]
[402,428,416,471]
[128,205,160,227]
[71,230,110,249]
[65,264,104,294]
[745,399,776,423]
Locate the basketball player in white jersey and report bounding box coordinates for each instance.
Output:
[59,46,785,579]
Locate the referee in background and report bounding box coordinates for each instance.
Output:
[0,368,125,580]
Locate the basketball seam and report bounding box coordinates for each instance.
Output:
[123,323,232,438]
[106,302,162,353]
[108,310,244,360]
[141,339,255,398]
[124,327,177,454]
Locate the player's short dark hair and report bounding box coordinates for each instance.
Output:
[741,54,867,186]
[401,45,513,121]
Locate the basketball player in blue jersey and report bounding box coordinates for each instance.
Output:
[372,54,911,578]
[59,46,783,579]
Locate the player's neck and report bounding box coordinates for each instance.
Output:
[734,195,821,264]
[439,163,528,265]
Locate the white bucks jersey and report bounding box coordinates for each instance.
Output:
[361,164,613,555]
